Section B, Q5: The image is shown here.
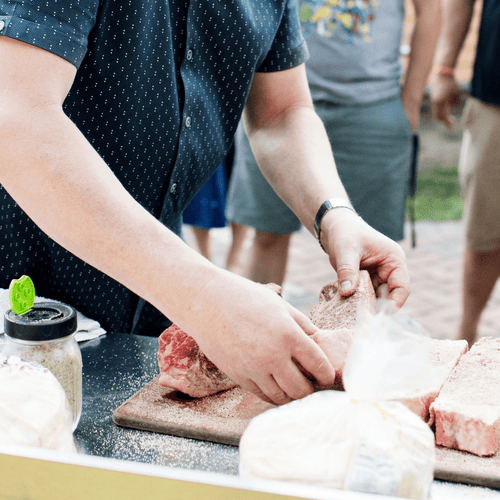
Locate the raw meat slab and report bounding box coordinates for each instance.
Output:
[392,338,469,424]
[156,274,373,399]
[157,324,237,398]
[431,337,500,456]
[309,270,376,330]
[114,376,500,490]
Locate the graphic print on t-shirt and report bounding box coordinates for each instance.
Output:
[299,0,378,41]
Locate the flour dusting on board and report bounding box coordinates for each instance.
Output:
[113,376,275,445]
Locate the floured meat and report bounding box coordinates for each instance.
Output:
[391,338,468,424]
[430,336,500,457]
[158,324,237,398]
[309,270,376,330]
[308,271,471,424]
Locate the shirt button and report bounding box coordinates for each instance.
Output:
[186,49,193,61]
[185,116,192,128]
[0,20,5,31]
[170,183,177,194]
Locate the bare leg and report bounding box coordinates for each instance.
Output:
[456,246,500,345]
[246,230,292,286]
[191,226,211,261]
[225,222,250,274]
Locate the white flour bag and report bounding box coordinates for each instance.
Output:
[239,306,437,499]
[0,355,76,453]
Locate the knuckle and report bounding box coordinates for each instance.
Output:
[288,382,314,401]
[336,263,357,275]
[312,357,336,386]
[267,389,289,406]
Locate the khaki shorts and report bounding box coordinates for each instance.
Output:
[460,96,500,251]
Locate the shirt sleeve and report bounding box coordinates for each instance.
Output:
[0,0,99,68]
[257,0,309,73]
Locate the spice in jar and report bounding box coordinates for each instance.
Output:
[3,302,82,430]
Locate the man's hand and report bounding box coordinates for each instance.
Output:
[319,209,410,309]
[430,73,460,132]
[184,271,336,406]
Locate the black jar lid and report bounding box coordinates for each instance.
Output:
[4,302,77,341]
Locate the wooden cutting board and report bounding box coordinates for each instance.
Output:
[113,376,500,489]
[112,375,276,446]
[434,447,500,489]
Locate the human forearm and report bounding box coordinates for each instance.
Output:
[429,0,475,129]
[1,104,342,404]
[244,104,349,235]
[0,105,222,327]
[0,36,339,407]
[0,37,224,331]
[244,66,409,306]
[434,0,475,67]
[403,0,442,119]
[246,104,409,306]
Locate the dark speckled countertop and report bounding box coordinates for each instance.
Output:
[75,334,239,475]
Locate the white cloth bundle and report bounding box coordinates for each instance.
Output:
[0,355,76,453]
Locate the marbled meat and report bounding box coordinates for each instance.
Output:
[158,324,237,398]
[157,283,283,398]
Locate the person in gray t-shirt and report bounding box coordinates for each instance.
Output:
[226,0,441,286]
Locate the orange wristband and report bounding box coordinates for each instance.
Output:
[435,65,455,76]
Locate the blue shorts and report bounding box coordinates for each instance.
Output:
[183,162,227,229]
[226,96,413,241]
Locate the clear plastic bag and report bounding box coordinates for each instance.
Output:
[343,302,439,401]
[239,302,437,499]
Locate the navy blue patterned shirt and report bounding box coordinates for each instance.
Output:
[0,0,308,334]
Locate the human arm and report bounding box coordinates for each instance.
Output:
[402,0,442,130]
[243,64,410,307]
[429,0,476,130]
[0,36,337,405]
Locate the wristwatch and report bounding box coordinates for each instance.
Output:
[314,198,357,251]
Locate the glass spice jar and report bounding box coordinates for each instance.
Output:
[3,302,82,431]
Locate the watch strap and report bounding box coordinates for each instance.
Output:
[314,198,357,251]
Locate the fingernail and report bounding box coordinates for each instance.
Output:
[340,280,352,292]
